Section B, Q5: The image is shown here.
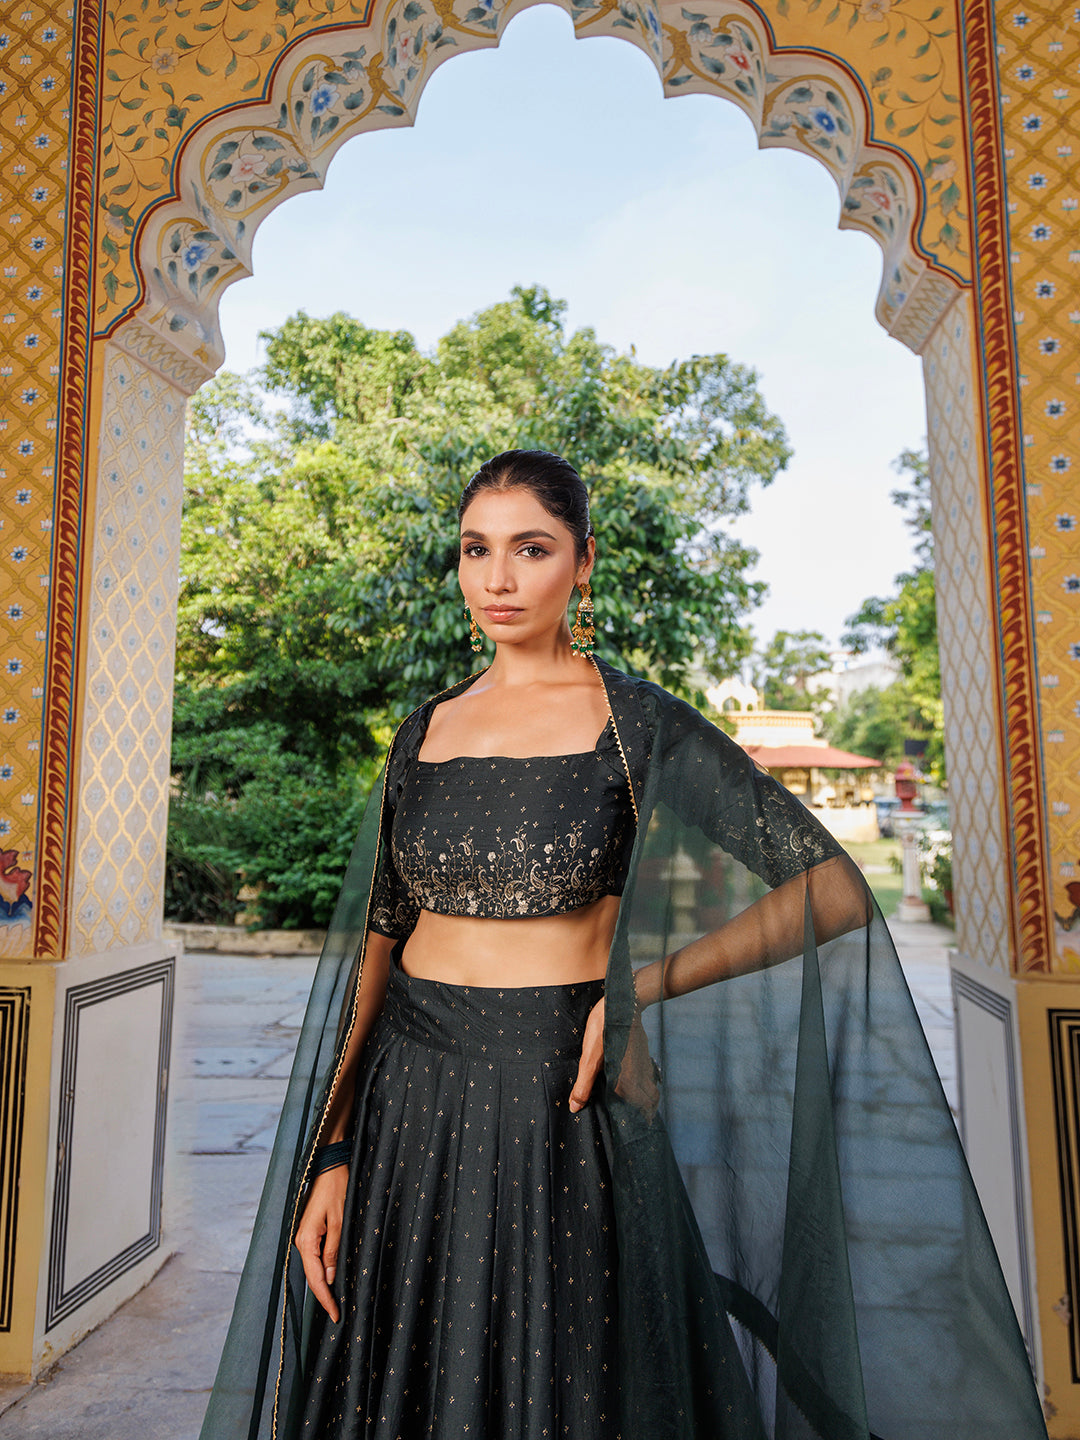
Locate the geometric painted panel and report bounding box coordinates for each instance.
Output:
[924,292,1014,973]
[70,347,186,956]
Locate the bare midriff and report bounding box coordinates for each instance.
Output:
[398,892,622,987]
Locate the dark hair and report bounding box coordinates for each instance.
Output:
[458,450,593,563]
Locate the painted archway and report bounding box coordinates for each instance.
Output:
[1,0,1077,1427]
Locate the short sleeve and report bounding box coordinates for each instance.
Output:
[367,712,425,940]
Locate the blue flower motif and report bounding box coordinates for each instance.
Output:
[1057,514,1076,532]
[1023,114,1041,131]
[21,389,37,404]
[2,710,17,725]
[310,83,337,115]
[10,547,27,562]
[29,237,45,252]
[0,35,8,48]
[1051,455,1072,473]
[812,108,836,133]
[7,605,23,619]
[181,240,211,273]
[1065,576,1080,593]
[14,490,30,505]
[1032,223,1051,240]
[6,660,21,675]
[23,334,38,348]
[0,766,11,781]
[1037,280,1055,297]
[41,75,55,91]
[17,440,33,456]
[1041,337,1060,354]
[1047,400,1065,416]
[0,820,9,836]
[33,134,49,149]
[32,186,47,201]
[42,26,56,39]
[1029,173,1046,188]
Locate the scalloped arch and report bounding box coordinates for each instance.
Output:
[116,0,963,387]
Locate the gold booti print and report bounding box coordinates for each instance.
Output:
[297,965,621,1439]
[370,728,634,939]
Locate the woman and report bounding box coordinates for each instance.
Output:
[201,451,1046,1440]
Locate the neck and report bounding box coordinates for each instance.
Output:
[483,625,587,688]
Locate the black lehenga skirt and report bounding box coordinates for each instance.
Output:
[298,957,621,1440]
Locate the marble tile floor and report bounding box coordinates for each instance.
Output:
[0,921,958,1439]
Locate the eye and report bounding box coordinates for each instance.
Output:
[461,542,487,558]
[519,544,549,559]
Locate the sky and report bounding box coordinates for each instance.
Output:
[216,2,928,654]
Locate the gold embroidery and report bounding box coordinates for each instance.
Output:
[395,812,626,919]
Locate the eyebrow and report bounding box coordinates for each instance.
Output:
[459,528,559,543]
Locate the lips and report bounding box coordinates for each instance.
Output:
[483,606,522,621]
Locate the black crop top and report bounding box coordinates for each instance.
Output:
[369,716,635,938]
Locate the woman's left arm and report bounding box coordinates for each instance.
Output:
[569,853,872,1113]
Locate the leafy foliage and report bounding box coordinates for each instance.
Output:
[830,449,944,780]
[751,629,833,713]
[170,287,793,925]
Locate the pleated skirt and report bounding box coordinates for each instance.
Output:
[299,958,621,1440]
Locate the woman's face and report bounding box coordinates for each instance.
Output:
[459,486,594,651]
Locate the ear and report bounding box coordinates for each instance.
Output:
[577,534,596,588]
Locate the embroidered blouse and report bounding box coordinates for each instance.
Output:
[369,715,635,937]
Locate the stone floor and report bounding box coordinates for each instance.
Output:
[0,919,959,1439]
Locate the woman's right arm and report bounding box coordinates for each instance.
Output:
[293,930,396,1322]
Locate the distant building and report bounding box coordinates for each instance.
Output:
[705,681,882,843]
[806,651,901,711]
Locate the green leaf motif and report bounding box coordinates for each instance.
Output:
[940,181,960,214]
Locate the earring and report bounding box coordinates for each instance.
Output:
[570,581,595,659]
[465,604,483,653]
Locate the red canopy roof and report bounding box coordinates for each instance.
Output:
[743,744,881,770]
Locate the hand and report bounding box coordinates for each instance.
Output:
[294,1166,349,1322]
[569,995,605,1112]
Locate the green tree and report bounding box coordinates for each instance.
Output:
[834,449,944,780]
[171,287,794,925]
[752,629,833,712]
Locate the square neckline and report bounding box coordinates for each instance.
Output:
[413,714,616,766]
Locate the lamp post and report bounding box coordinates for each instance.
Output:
[894,759,931,923]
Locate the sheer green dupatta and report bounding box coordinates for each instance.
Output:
[197,757,389,1440]
[600,675,1046,1440]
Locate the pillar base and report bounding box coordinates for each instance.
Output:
[0,942,177,1381]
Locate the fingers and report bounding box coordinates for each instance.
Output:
[294,1175,347,1324]
[295,1224,340,1324]
[569,998,605,1113]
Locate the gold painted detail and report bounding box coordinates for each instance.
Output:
[995,0,1080,971]
[0,0,76,958]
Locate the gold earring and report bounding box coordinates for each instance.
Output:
[570,581,594,659]
[465,604,483,653]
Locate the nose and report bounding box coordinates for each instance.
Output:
[485,551,514,594]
